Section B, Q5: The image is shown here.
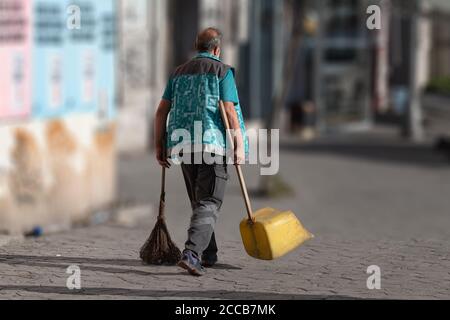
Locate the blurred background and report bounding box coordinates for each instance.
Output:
[0,0,449,241]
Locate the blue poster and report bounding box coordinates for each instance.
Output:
[96,0,116,119]
[32,0,116,119]
[64,0,96,115]
[32,0,67,118]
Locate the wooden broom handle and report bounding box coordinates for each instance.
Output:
[160,134,169,199]
[161,167,166,197]
[219,101,255,223]
[157,167,166,220]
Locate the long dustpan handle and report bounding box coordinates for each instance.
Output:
[219,101,255,223]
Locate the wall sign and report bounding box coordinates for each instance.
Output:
[0,0,32,119]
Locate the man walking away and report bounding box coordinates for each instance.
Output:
[153,28,248,276]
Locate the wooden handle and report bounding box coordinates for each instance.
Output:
[160,142,168,198]
[219,101,255,223]
[161,167,166,197]
[158,167,166,219]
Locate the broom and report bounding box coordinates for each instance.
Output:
[140,167,182,265]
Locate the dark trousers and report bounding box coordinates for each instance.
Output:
[181,155,228,258]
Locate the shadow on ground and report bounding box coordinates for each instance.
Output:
[0,255,242,278]
[0,285,363,300]
[0,255,363,299]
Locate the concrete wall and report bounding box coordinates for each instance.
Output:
[117,0,170,152]
[0,115,116,234]
[0,0,117,235]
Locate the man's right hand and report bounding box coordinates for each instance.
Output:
[154,99,172,169]
[156,145,171,169]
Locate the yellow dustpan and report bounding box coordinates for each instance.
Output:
[219,101,313,260]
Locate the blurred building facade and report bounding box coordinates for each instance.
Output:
[117,0,450,146]
[1,0,450,234]
[0,0,117,234]
[367,0,450,141]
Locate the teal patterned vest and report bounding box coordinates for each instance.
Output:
[166,54,248,157]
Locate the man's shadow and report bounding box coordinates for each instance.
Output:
[0,255,365,300]
[0,254,242,277]
[0,284,364,300]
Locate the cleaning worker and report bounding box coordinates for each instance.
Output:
[153,27,248,276]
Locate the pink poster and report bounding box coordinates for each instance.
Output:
[0,0,32,119]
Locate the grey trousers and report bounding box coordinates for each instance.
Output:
[181,155,229,258]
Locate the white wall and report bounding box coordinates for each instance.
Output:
[117,0,170,152]
[0,115,116,234]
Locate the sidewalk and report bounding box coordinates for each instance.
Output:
[0,224,449,299]
[1,128,449,299]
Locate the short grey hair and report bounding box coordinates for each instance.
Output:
[195,27,222,52]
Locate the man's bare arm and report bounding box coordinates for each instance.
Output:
[154,99,171,168]
[223,101,245,164]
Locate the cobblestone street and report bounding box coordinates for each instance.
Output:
[1,129,450,299]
